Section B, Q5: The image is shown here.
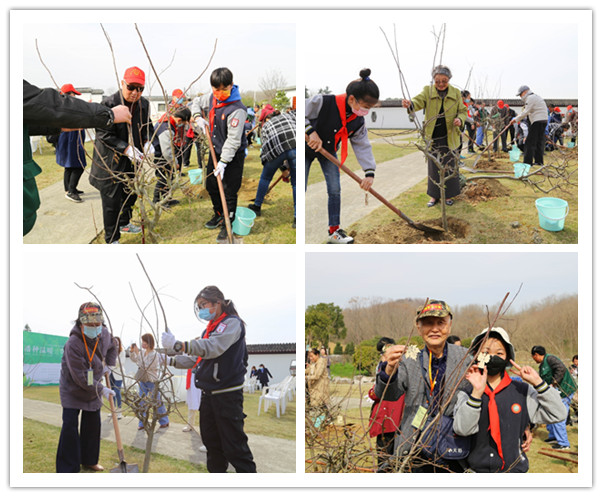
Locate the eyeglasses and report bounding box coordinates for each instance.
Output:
[125,84,144,93]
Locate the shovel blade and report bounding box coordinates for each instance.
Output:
[110,461,139,473]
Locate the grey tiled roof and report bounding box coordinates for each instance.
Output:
[247,343,296,354]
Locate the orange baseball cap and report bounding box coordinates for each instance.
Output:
[60,83,81,95]
[123,66,145,85]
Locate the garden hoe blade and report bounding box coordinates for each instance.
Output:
[311,142,444,234]
[105,373,139,473]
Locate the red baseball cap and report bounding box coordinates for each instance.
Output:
[554,107,561,113]
[504,104,509,108]
[123,66,145,85]
[172,88,184,98]
[497,100,504,109]
[60,83,81,95]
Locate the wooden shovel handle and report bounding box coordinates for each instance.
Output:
[307,138,418,226]
[205,125,234,244]
[105,372,125,459]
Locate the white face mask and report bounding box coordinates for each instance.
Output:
[83,325,102,339]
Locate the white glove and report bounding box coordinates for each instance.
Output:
[143,141,155,156]
[125,145,144,163]
[162,330,176,349]
[102,387,116,400]
[195,116,208,132]
[214,161,227,180]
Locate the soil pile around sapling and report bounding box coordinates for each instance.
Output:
[458,179,512,204]
[471,157,511,172]
[355,216,469,244]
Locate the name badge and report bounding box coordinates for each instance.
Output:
[87,369,94,386]
[412,405,428,430]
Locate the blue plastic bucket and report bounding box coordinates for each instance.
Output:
[567,141,575,149]
[509,148,521,162]
[232,206,256,236]
[535,197,569,232]
[514,163,530,178]
[188,168,203,185]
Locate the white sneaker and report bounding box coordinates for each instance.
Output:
[199,445,207,452]
[327,228,354,244]
[182,425,192,432]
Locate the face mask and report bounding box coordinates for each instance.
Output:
[83,325,102,339]
[464,99,470,104]
[213,89,231,101]
[353,106,370,117]
[197,307,216,321]
[176,97,184,105]
[484,355,508,376]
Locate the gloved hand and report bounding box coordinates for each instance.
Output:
[125,145,144,163]
[102,387,116,400]
[195,116,209,134]
[102,365,111,376]
[214,161,227,180]
[143,141,155,156]
[161,330,176,349]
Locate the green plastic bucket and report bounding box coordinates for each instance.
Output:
[514,162,530,178]
[566,141,575,149]
[535,197,569,232]
[509,147,521,162]
[232,206,256,236]
[188,168,203,185]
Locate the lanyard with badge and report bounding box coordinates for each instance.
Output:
[411,349,442,430]
[82,332,99,386]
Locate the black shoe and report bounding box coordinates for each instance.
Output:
[217,225,228,241]
[551,443,570,450]
[75,189,84,195]
[65,192,83,203]
[544,437,557,443]
[166,199,180,207]
[292,217,296,229]
[205,214,224,229]
[247,204,261,216]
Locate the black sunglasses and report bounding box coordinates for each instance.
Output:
[125,83,144,92]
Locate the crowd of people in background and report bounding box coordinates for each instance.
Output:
[23,65,297,241]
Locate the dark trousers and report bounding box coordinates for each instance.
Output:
[206,149,245,220]
[376,432,396,472]
[524,120,547,166]
[63,168,84,194]
[153,157,176,203]
[426,142,461,200]
[465,124,476,152]
[56,407,101,473]
[200,389,256,473]
[100,184,137,243]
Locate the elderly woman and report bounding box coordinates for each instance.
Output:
[305,348,330,408]
[56,302,117,473]
[402,65,467,207]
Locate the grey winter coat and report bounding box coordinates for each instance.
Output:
[374,343,473,458]
[59,324,117,411]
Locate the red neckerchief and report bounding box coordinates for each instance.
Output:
[185,312,228,389]
[334,94,358,167]
[209,97,234,133]
[483,372,512,469]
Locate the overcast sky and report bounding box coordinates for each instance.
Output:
[21,251,296,346]
[19,13,295,97]
[306,252,578,311]
[303,10,584,100]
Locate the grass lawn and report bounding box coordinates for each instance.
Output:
[23,385,295,441]
[31,140,296,244]
[23,418,208,473]
[348,147,578,244]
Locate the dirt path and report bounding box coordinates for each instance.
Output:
[23,398,295,473]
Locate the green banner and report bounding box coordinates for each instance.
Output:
[23,331,67,364]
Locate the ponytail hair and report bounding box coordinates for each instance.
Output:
[346,68,379,105]
[196,285,245,324]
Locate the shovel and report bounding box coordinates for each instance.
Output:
[308,139,444,234]
[105,373,139,473]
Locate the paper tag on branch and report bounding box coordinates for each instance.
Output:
[477,352,491,369]
[405,344,420,361]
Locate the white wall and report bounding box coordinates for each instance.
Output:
[247,353,295,384]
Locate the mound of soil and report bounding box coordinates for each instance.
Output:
[471,158,511,172]
[458,179,512,204]
[355,216,470,244]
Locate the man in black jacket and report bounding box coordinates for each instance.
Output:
[90,66,156,244]
[23,81,131,236]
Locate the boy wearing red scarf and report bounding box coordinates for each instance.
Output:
[453,328,566,472]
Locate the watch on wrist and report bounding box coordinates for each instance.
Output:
[174,341,183,353]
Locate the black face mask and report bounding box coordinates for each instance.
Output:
[484,355,508,376]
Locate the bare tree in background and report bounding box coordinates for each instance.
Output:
[258,69,288,104]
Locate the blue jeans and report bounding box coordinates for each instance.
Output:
[476,126,484,146]
[305,154,341,227]
[109,373,123,409]
[253,148,296,215]
[138,381,169,428]
[546,393,573,446]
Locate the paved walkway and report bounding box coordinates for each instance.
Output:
[23,398,295,473]
[23,180,104,244]
[305,150,427,244]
